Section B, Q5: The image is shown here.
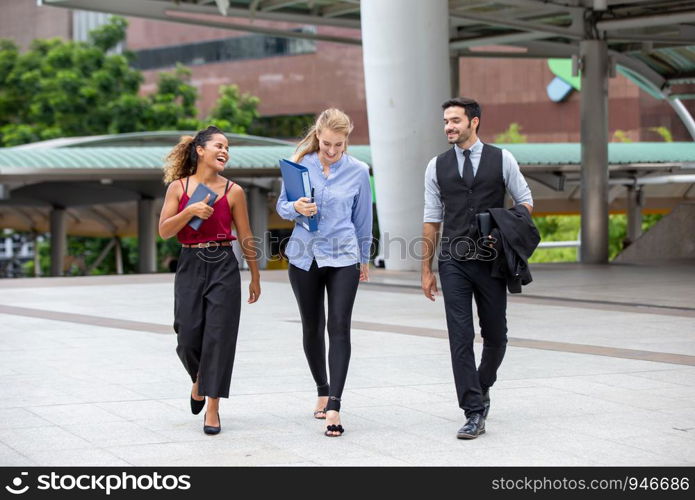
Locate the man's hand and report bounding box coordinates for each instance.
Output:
[421,269,438,301]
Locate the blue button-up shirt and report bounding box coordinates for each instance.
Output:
[276,151,373,271]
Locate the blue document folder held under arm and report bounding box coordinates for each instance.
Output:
[279,158,318,232]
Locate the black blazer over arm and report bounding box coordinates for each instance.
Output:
[487,205,540,293]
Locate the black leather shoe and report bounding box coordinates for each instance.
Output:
[482,389,491,419]
[203,412,221,435]
[190,394,205,415]
[457,413,485,439]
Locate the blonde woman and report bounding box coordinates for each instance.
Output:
[159,125,261,435]
[276,109,372,437]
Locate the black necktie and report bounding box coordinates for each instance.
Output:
[462,149,474,187]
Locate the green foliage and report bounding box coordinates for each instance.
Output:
[158,236,181,272]
[641,213,663,232]
[612,130,632,142]
[0,17,261,146]
[88,15,128,52]
[207,85,260,134]
[0,124,38,147]
[248,113,315,139]
[26,234,180,276]
[493,123,527,144]
[530,213,665,263]
[529,215,580,263]
[648,126,673,142]
[146,64,202,131]
[0,17,142,145]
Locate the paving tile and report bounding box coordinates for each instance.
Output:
[1,266,694,466]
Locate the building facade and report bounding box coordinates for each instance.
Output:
[3,0,692,145]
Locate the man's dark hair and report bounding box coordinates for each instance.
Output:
[441,97,481,133]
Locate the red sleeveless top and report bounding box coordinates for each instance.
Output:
[176,177,236,244]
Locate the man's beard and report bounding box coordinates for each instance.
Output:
[446,121,473,144]
[447,129,471,145]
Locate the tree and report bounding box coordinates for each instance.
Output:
[207,84,260,133]
[0,19,144,145]
[0,16,261,146]
[493,122,527,144]
[648,126,673,142]
[612,130,633,142]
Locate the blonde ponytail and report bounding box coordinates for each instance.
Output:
[294,108,354,163]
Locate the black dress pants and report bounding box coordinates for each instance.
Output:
[174,246,241,399]
[438,258,508,417]
[288,261,360,412]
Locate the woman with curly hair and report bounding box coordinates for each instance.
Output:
[159,125,261,435]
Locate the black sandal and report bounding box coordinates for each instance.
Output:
[324,424,344,437]
[313,407,326,420]
[324,397,343,436]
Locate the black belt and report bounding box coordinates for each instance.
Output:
[181,241,234,248]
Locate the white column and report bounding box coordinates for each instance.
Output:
[625,185,643,245]
[361,0,451,270]
[137,197,157,273]
[50,207,67,277]
[247,186,268,270]
[33,233,42,277]
[580,39,610,264]
[115,236,124,275]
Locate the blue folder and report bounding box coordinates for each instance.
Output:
[279,159,318,232]
[184,182,218,231]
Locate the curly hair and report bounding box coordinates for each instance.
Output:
[162,125,225,184]
[293,108,353,163]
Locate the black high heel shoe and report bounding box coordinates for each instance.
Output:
[203,411,221,435]
[190,394,205,415]
[324,397,344,437]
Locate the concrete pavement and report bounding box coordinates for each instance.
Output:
[0,262,694,466]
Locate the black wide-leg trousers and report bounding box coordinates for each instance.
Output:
[438,258,508,418]
[288,260,360,412]
[174,246,241,399]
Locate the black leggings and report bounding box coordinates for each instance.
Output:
[288,261,360,412]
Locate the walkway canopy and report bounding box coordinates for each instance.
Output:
[1,139,694,236]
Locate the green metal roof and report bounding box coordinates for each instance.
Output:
[12,131,293,149]
[1,143,694,173]
[498,142,695,166]
[633,46,695,83]
[0,145,371,171]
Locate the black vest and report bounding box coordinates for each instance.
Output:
[436,143,506,259]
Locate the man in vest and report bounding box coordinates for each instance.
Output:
[421,97,533,439]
